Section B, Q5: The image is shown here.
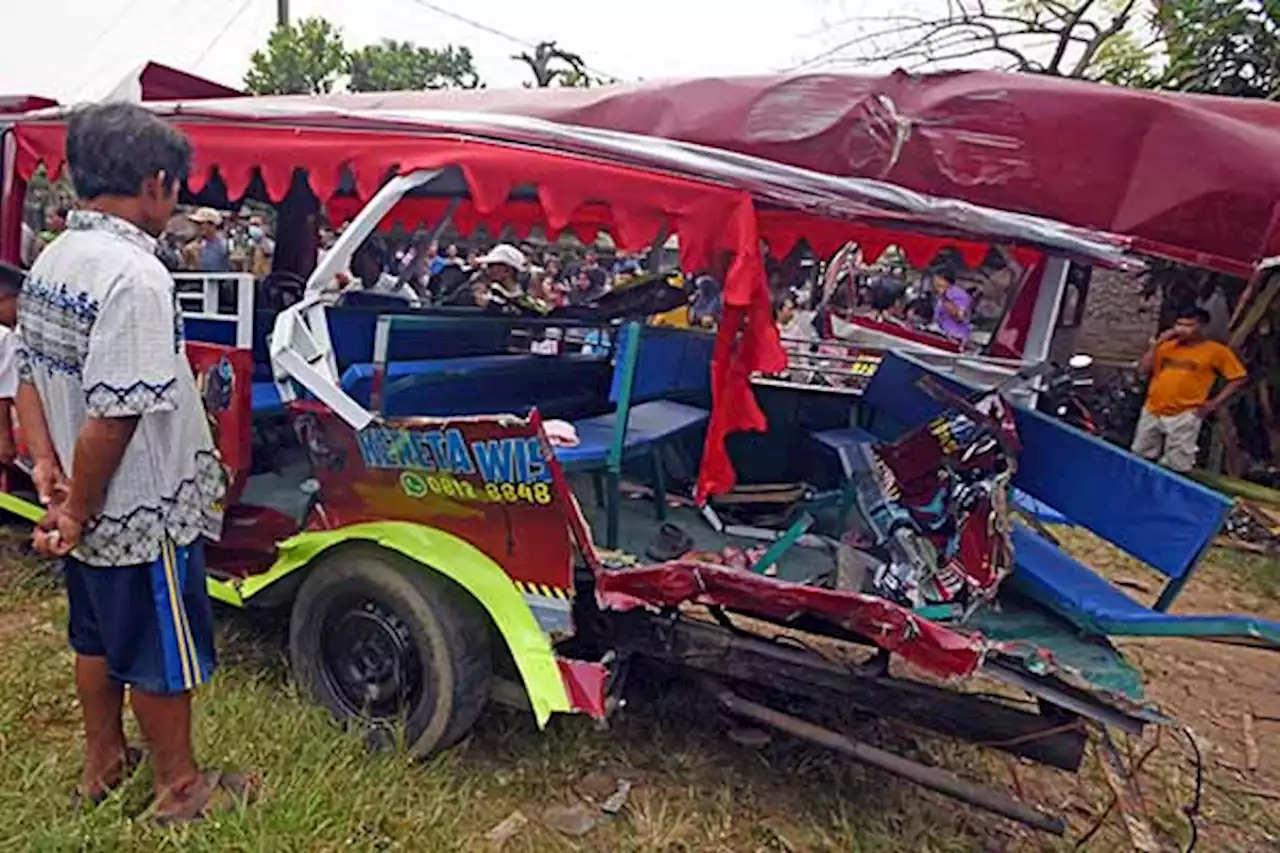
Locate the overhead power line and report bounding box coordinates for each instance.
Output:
[398,0,619,82]
[193,0,258,69]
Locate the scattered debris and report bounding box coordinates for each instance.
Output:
[600,780,632,816]
[542,776,634,838]
[1229,786,1280,802]
[1113,576,1154,594]
[574,770,618,804]
[596,549,639,570]
[1217,502,1280,551]
[1097,732,1162,853]
[1243,712,1261,774]
[728,726,773,748]
[482,810,529,847]
[541,802,600,837]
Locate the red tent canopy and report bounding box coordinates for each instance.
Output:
[184,71,1280,276]
[0,96,57,116]
[131,62,243,101]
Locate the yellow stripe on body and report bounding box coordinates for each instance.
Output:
[160,540,195,691]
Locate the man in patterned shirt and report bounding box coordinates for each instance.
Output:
[17,102,255,822]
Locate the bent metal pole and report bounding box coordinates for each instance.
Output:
[699,677,1067,835]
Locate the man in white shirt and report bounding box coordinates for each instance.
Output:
[17,102,255,823]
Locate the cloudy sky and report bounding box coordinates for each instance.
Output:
[0,0,928,101]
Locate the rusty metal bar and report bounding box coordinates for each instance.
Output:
[699,677,1067,836]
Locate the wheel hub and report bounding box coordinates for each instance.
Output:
[321,597,423,720]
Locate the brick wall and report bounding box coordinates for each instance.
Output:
[1074,269,1159,363]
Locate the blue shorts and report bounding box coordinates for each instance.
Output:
[64,539,217,695]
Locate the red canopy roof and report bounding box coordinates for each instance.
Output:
[185,71,1280,276]
[0,96,57,116]
[131,62,243,101]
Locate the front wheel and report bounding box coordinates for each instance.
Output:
[289,546,493,757]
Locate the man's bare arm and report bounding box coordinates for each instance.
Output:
[1138,329,1178,376]
[62,416,138,524]
[1200,377,1247,419]
[15,381,55,463]
[0,399,14,464]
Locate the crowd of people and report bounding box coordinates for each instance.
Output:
[311,224,676,315]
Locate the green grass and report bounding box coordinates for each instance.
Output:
[0,528,1276,851]
[1207,546,1280,602]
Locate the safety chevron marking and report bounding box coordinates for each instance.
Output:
[515,580,573,600]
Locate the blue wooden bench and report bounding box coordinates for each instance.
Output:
[556,322,713,548]
[809,352,1279,646]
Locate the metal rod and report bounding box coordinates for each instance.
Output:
[699,677,1067,836]
[981,660,1167,735]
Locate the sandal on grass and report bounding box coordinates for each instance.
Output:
[150,770,262,828]
[69,745,145,810]
[645,522,694,562]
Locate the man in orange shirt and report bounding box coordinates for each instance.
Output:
[1132,306,1247,472]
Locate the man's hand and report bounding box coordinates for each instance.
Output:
[32,457,68,507]
[1156,327,1181,344]
[0,435,15,467]
[1195,403,1215,420]
[32,505,81,557]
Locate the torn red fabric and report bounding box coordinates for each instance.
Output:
[595,560,987,678]
[695,197,787,502]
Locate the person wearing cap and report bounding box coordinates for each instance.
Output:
[184,207,230,273]
[478,243,527,304]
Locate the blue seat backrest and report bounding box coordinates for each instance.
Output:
[859,351,1231,581]
[326,309,511,371]
[609,325,715,406]
[184,317,236,348]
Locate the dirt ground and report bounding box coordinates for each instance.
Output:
[0,526,1277,851]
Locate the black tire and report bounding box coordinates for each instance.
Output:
[289,545,493,757]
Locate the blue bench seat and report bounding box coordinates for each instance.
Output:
[556,400,709,469]
[1009,524,1280,648]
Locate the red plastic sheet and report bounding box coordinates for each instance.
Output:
[104,70,1280,274]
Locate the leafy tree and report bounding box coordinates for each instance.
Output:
[514,41,613,88]
[347,40,482,92]
[244,16,349,95]
[1147,0,1280,97]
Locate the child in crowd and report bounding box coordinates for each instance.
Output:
[0,262,23,465]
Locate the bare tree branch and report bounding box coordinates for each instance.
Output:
[1068,0,1138,77]
[792,0,1142,80]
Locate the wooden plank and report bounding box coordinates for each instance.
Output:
[1244,712,1261,774]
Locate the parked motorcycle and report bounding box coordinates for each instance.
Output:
[1039,354,1099,434]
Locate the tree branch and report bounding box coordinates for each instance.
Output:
[1068,0,1139,77]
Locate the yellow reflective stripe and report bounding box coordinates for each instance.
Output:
[172,542,204,687]
[161,540,195,691]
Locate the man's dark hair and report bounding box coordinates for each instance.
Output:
[869,277,907,312]
[0,261,25,296]
[1175,305,1211,325]
[66,103,191,200]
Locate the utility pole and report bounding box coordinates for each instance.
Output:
[276,0,289,28]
